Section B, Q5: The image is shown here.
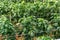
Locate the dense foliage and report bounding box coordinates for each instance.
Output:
[0,0,60,40]
[0,15,15,40]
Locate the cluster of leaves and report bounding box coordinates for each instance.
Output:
[20,16,52,40]
[0,0,60,40]
[37,36,53,40]
[0,0,60,21]
[0,15,16,40]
